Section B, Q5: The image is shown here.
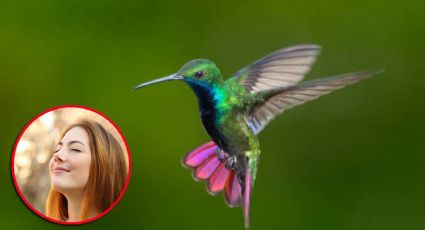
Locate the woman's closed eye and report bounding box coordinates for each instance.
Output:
[53,144,62,153]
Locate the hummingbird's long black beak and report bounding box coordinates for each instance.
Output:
[133,74,184,91]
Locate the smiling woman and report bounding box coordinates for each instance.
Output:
[47,125,93,221]
[12,106,131,224]
[46,120,128,222]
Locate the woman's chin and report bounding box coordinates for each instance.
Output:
[51,178,85,195]
[51,178,72,193]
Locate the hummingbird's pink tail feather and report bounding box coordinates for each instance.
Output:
[195,155,221,180]
[183,141,217,167]
[243,162,251,229]
[208,163,231,193]
[225,171,242,207]
[182,141,242,206]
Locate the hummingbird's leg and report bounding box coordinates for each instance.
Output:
[215,148,238,170]
[224,156,238,170]
[215,149,226,162]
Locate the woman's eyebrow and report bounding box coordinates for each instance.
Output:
[68,140,86,147]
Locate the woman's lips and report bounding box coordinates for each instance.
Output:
[54,166,70,173]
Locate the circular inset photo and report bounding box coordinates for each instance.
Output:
[12,105,131,224]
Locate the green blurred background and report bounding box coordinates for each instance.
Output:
[1,0,424,229]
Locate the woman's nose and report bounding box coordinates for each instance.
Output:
[53,150,65,162]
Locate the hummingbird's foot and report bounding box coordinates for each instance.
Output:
[216,149,226,162]
[215,149,242,172]
[225,156,237,170]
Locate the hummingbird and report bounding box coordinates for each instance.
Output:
[133,44,381,228]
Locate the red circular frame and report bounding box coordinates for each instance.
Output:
[11,105,132,225]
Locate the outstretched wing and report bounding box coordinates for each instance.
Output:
[231,44,321,93]
[245,70,383,134]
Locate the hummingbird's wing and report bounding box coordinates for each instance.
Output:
[230,44,321,93]
[245,70,382,134]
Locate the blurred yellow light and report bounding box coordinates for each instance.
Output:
[16,140,32,153]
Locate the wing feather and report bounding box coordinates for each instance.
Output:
[245,70,383,134]
[231,44,321,93]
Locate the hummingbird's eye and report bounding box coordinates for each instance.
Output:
[195,71,204,78]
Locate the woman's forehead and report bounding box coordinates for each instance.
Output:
[61,126,89,146]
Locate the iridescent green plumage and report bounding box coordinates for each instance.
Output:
[134,44,382,228]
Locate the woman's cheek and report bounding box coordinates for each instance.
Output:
[48,158,54,174]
